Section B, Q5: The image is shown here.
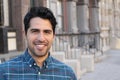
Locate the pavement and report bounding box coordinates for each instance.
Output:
[80,49,120,80]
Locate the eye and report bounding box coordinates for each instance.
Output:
[44,30,52,34]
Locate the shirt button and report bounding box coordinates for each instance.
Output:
[29,65,32,67]
[38,72,41,75]
[34,63,36,65]
[46,66,48,68]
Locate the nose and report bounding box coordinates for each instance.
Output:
[37,32,45,41]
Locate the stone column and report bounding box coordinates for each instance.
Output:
[34,0,44,7]
[77,0,89,33]
[99,0,110,51]
[89,0,100,32]
[48,0,57,17]
[77,0,89,47]
[89,0,100,50]
[3,0,9,26]
[66,0,78,33]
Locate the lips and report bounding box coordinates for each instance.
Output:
[35,44,46,50]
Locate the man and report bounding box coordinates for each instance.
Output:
[0,6,77,80]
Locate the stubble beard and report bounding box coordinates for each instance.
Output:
[28,46,50,58]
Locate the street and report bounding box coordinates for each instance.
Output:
[80,49,120,80]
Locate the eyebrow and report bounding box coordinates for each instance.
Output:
[30,28,39,31]
[30,28,53,32]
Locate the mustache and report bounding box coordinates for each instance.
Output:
[34,40,47,45]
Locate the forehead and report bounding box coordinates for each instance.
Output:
[29,17,52,30]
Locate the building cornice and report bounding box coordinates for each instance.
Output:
[77,1,88,5]
[67,0,78,2]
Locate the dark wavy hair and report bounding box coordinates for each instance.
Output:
[24,6,57,34]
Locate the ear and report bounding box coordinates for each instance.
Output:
[22,29,27,38]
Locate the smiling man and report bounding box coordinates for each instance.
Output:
[0,7,77,80]
[27,17,54,67]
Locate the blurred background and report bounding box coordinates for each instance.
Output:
[0,0,120,79]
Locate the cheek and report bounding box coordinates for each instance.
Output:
[27,35,34,44]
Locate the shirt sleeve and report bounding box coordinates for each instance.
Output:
[72,73,77,80]
[0,68,5,80]
[67,66,78,80]
[71,70,77,80]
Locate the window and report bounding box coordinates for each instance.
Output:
[0,0,4,26]
[56,0,63,30]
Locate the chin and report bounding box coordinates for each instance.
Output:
[34,52,47,57]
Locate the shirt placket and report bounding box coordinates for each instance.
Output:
[37,64,47,80]
[38,71,41,80]
[34,65,42,80]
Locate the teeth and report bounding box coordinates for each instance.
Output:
[37,45,44,48]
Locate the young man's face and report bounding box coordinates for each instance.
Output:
[26,17,54,57]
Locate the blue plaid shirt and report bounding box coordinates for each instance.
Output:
[0,49,77,80]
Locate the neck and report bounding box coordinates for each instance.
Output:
[34,53,48,67]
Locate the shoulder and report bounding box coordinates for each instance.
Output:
[50,56,71,68]
[52,57,74,73]
[50,56,77,79]
[50,56,68,66]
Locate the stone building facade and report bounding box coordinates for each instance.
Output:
[0,0,120,58]
[0,0,120,79]
[0,0,120,56]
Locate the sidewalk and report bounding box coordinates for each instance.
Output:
[80,49,120,80]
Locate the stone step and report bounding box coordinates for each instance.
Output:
[52,51,95,77]
[65,59,81,79]
[80,54,94,72]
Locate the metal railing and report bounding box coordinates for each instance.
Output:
[52,32,103,59]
